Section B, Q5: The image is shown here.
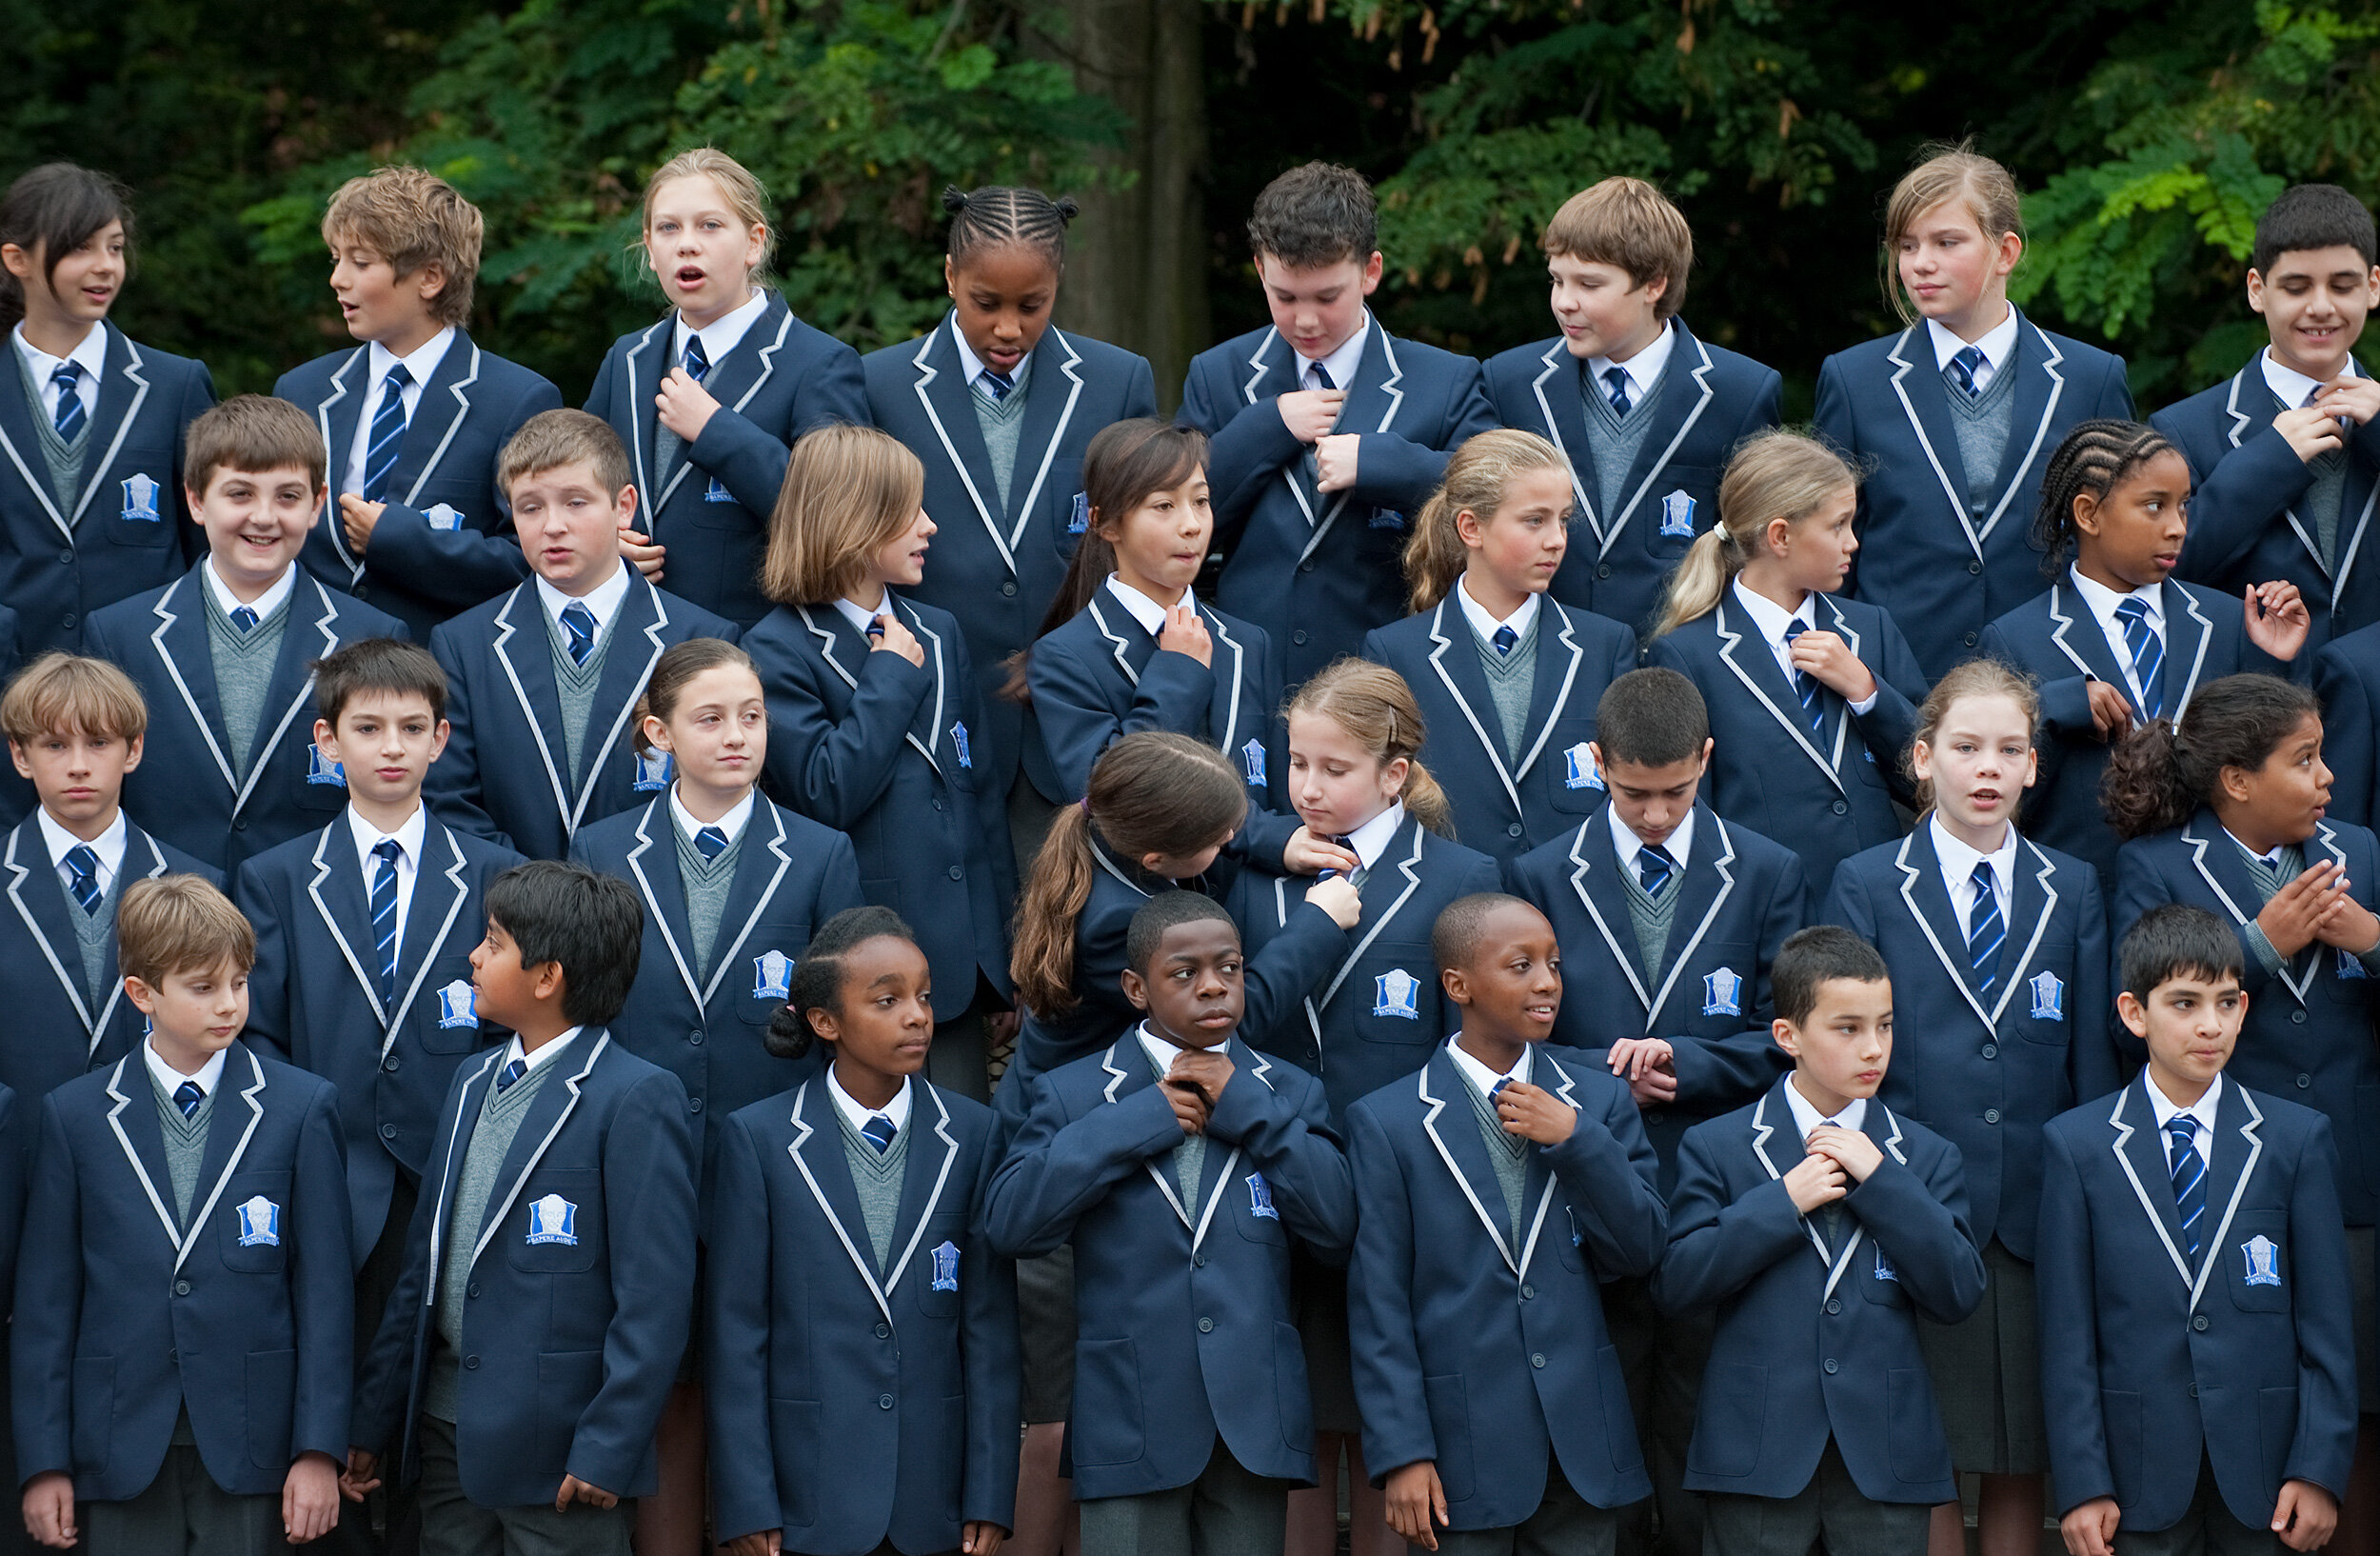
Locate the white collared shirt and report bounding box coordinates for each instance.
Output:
[1296,313,1372,395]
[12,322,106,428]
[1783,1074,1868,1143]
[2147,1070,2223,1170]
[2262,345,2364,413]
[204,556,299,623]
[2223,826,2288,869]
[1341,801,1406,871]
[949,315,1029,397]
[1729,580,1878,716]
[1608,801,1695,885]
[347,803,428,959]
[832,588,891,636]
[38,808,127,899]
[1104,574,1193,638]
[1586,320,1677,410]
[2069,567,2167,712]
[1446,1031,1532,1099]
[534,562,631,640]
[669,785,755,848]
[827,1064,914,1136]
[1454,574,1539,648]
[1930,812,2017,928]
[341,327,457,499]
[144,1036,230,1102]
[1926,307,2020,395]
[670,289,769,376]
[504,1025,582,1078]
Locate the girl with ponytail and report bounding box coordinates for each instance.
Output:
[1360,429,1636,860]
[1646,429,1929,889]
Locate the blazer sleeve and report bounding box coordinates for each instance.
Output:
[2066,869,2119,1103]
[2284,1118,2359,1502]
[10,1097,79,1481]
[2092,352,2136,419]
[1204,402,1307,551]
[704,1112,783,1543]
[1541,1082,1667,1280]
[1121,355,1160,421]
[1204,1064,1355,1258]
[1240,899,1350,1056]
[170,358,221,566]
[1344,1104,1435,1478]
[687,403,795,516]
[1811,357,1860,591]
[1648,1125,1804,1312]
[2034,1124,2115,1514]
[1665,854,1806,1112]
[1030,632,1218,801]
[791,341,873,438]
[1178,357,1229,437]
[1344,432,1454,517]
[982,1075,1186,1259]
[360,377,562,608]
[2313,647,2377,829]
[817,830,866,921]
[2169,422,2314,585]
[234,861,295,1063]
[959,1127,1022,1534]
[421,628,509,847]
[756,640,930,830]
[1850,613,1927,801]
[289,1079,357,1466]
[1851,1139,1985,1324]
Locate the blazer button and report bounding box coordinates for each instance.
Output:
[233,818,248,831]
[1831,800,1848,816]
[1519,1284,1535,1300]
[1292,630,1309,646]
[1000,582,1018,597]
[880,1394,896,1408]
[1825,1297,1841,1314]
[688,1031,704,1047]
[1823,1358,1838,1374]
[465,1355,481,1369]
[1506,823,1523,838]
[60,613,74,631]
[467,1284,480,1299]
[1984,1108,2001,1124]
[1299,561,1316,572]
[383,1056,400,1072]
[1596,564,1613,580]
[2297,1073,2313,1087]
[875,1322,891,1339]
[2192,1314,2209,1331]
[689,1097,704,1112]
[169,1349,177,1364]
[1530,1352,1546,1368]
[2291,1010,2309,1026]
[1963,631,1978,648]
[380,1124,398,1139]
[949,866,964,881]
[173,1279,190,1296]
[1198,1317,1215,1333]
[933,797,945,810]
[56,550,71,567]
[1192,1253,1206,1267]
[1967,560,1983,575]
[2189,1383,2199,1398]
[1980,1044,1997,1060]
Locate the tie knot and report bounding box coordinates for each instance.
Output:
[496,1057,527,1092]
[560,600,598,665]
[684,336,710,379]
[228,605,260,632]
[1782,619,1806,645]
[1954,346,1985,372]
[863,1112,899,1152]
[372,838,402,866]
[2169,1115,2196,1146]
[980,369,1014,401]
[65,843,97,875]
[695,825,730,861]
[383,362,412,391]
[50,360,80,389]
[1308,363,1335,392]
[173,1079,204,1118]
[1490,624,1518,654]
[2115,597,2151,626]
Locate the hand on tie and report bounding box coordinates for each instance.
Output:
[1492,1079,1577,1146]
[2242,580,2311,663]
[49,361,85,441]
[656,357,722,444]
[1805,1123,1883,1183]
[2311,374,2380,429]
[1159,603,1213,668]
[1275,389,1344,445]
[1313,432,1360,492]
[1783,625,1877,705]
[2083,679,2138,742]
[1167,1047,1236,1118]
[2273,405,2348,464]
[1280,827,1359,880]
[338,494,388,554]
[1780,1149,1848,1212]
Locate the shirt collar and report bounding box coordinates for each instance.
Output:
[534,561,632,636]
[12,321,108,384]
[346,802,427,876]
[1454,574,1539,645]
[1294,312,1372,394]
[669,785,756,847]
[1926,307,2020,374]
[2223,825,2289,869]
[1445,1032,1531,1099]
[1103,574,1192,638]
[506,1026,582,1077]
[672,289,769,369]
[1607,802,1694,876]
[2145,1069,2223,1143]
[2261,346,2362,413]
[2068,566,2164,633]
[1136,1021,1227,1083]
[947,314,1030,392]
[1928,811,2018,899]
[203,557,299,624]
[144,1037,230,1102]
[1782,1073,1867,1143]
[1343,800,1406,871]
[367,326,456,400]
[37,807,127,877]
[1729,577,1815,644]
[826,1064,914,1134]
[1587,319,1677,402]
[830,588,891,636]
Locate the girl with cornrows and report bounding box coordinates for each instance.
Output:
[863,184,1161,885]
[1978,418,2309,887]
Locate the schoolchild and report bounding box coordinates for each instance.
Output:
[1180,162,1497,688]
[2156,185,2380,651]
[425,408,740,860]
[274,165,564,639]
[864,185,1159,841]
[1644,429,1926,892]
[83,395,408,875]
[0,163,215,659]
[1480,176,1782,637]
[1821,658,2116,1556]
[707,907,1020,1556]
[2038,905,2354,1556]
[986,889,1357,1556]
[1979,419,2309,885]
[1814,145,2133,678]
[1651,926,1986,1556]
[1359,428,1636,861]
[585,148,870,628]
[346,862,699,1556]
[743,422,1011,1097]
[14,875,350,1555]
[1346,893,1666,1556]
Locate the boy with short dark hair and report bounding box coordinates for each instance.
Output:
[425,409,739,860]
[2158,184,2380,651]
[83,395,410,875]
[1180,162,1497,688]
[14,873,351,1555]
[347,859,697,1556]
[1482,177,1782,638]
[1653,926,1985,1556]
[985,890,1355,1556]
[275,166,565,640]
[2037,904,2354,1556]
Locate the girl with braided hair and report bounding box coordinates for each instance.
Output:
[1976,417,2309,886]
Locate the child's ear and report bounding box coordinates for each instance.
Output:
[1119,968,1149,1013]
[0,243,28,282]
[807,1007,841,1048]
[1453,508,1487,549]
[2115,990,2150,1040]
[943,256,959,298]
[1762,515,1794,556]
[312,717,337,760]
[613,485,639,529]
[123,975,157,1016]
[1640,271,1669,311]
[412,262,446,306]
[641,716,675,756]
[1696,737,1714,778]
[2070,490,2104,541]
[7,740,28,784]
[1359,250,1384,293]
[429,719,451,763]
[1909,737,1934,783]
[1439,965,1471,1007]
[121,733,143,775]
[531,960,566,1004]
[2217,764,2256,807]
[311,485,331,513]
[1770,1018,1800,1061]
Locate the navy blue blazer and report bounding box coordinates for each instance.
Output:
[353,1030,698,1506]
[12,1044,350,1501]
[867,316,1159,802]
[1652,1081,1986,1504]
[1824,825,2116,1260]
[234,815,523,1262]
[2038,1076,2355,1530]
[0,322,213,658]
[1362,596,1636,859]
[1504,807,1807,1177]
[745,597,1013,1020]
[1183,322,1499,688]
[0,815,218,1118]
[585,292,871,628]
[569,795,863,1176]
[1977,576,2278,885]
[1482,320,1782,637]
[1345,1046,1665,1524]
[2112,810,2380,1224]
[1815,311,2134,677]
[425,570,741,859]
[1645,588,1926,891]
[84,566,409,874]
[2317,621,2380,827]
[1235,812,1505,1124]
[2157,360,2380,654]
[984,1036,1356,1498]
[707,1077,1020,1552]
[276,335,562,639]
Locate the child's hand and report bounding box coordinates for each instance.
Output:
[1805,1123,1884,1183]
[1160,604,1213,668]
[1282,827,1359,878]
[1169,1048,1236,1113]
[655,367,722,444]
[1606,1038,1678,1108]
[284,1451,342,1545]
[2059,1496,2119,1556]
[554,1474,620,1513]
[2274,406,2347,464]
[340,1447,381,1503]
[1277,389,1345,445]
[338,494,386,554]
[1302,875,1361,929]
[2311,884,2380,958]
[2245,582,2312,663]
[1495,1080,1577,1147]
[2084,680,2137,742]
[1160,1074,1212,1136]
[2273,1479,2339,1551]
[1787,629,1877,706]
[869,612,925,668]
[1382,1461,1448,1551]
[1314,433,1360,492]
[727,1533,784,1556]
[2314,376,2380,428]
[22,1472,74,1548]
[618,525,666,582]
[2258,861,2350,958]
[962,1520,1007,1556]
[1781,1151,1847,1213]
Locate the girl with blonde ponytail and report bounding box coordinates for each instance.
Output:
[1365,429,1636,859]
[1646,429,1929,888]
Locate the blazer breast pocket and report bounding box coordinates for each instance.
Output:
[1681,941,1756,1032]
[414,951,488,1055]
[1856,1238,1910,1307]
[506,1167,604,1273]
[1232,1166,1289,1247]
[2222,1212,2291,1314]
[1644,466,1719,556]
[736,920,818,1026]
[1542,715,1604,816]
[2015,938,2079,1044]
[913,1211,968,1319]
[218,1169,293,1273]
[1355,943,1437,1044]
[101,449,176,547]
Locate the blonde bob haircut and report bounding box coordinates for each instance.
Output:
[118,874,256,987]
[0,651,147,746]
[764,424,926,607]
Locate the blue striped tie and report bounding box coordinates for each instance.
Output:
[173,1080,204,1120]
[1603,365,1633,417]
[50,361,85,442]
[62,844,101,916]
[978,369,1014,402]
[228,605,259,632]
[1966,861,2005,996]
[863,1113,898,1152]
[1491,624,1517,655]
[2114,597,2165,719]
[560,601,597,668]
[2169,1116,2207,1261]
[683,335,710,384]
[495,1057,526,1092]
[361,363,412,502]
[369,838,402,1003]
[1637,844,1676,898]
[695,825,729,861]
[1781,621,1825,734]
[1945,345,1986,399]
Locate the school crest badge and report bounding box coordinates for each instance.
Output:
[423,503,464,531]
[632,748,674,793]
[754,949,795,1002]
[2341,952,2369,979]
[1658,489,1696,539]
[526,1193,577,1247]
[1068,491,1090,534]
[305,744,347,787]
[235,1195,281,1247]
[435,979,478,1029]
[120,472,161,523]
[1368,508,1407,531]
[1373,968,1421,1020]
[2029,969,2064,1021]
[1246,1171,1279,1221]
[1562,742,1604,791]
[931,1240,962,1291]
[950,722,972,768]
[1874,1247,1898,1283]
[704,476,735,503]
[1702,968,1743,1018]
[1240,737,1266,788]
[2242,1234,2283,1287]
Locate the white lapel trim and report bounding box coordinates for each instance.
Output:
[1598,331,1720,557]
[1417,1059,1519,1270]
[796,604,944,774]
[911,321,1013,574]
[401,340,481,509]
[1714,597,1844,788]
[4,824,108,1039]
[67,331,154,531]
[105,1047,270,1274]
[2107,1081,2265,1308]
[311,349,370,581]
[1530,340,1602,547]
[1884,322,2065,551]
[1303,824,1428,1048]
[1291,327,1408,565]
[1009,329,1086,549]
[623,320,671,512]
[1646,820,1743,1027]
[698,805,800,1009]
[148,575,342,813]
[466,1032,607,1271]
[1892,830,2059,1029]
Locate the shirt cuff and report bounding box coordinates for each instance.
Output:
[2243,923,2288,980]
[1850,689,1879,717]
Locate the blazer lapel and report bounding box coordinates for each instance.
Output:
[390,823,474,1035]
[704,803,799,1011]
[68,325,154,528]
[2181,812,2317,1005]
[1511,607,1586,784]
[176,1044,271,1274]
[304,821,387,1027]
[622,320,672,512]
[574,576,671,799]
[392,334,483,507]
[784,1078,902,1323]
[1308,817,1427,1019]
[1605,321,1719,542]
[1004,328,1087,543]
[1291,323,1407,566]
[309,349,373,578]
[1979,316,2069,540]
[489,586,573,832]
[238,580,343,818]
[2165,586,2217,719]
[1415,1049,1522,1268]
[0,347,67,539]
[102,1053,186,1254]
[2107,1077,2197,1290]
[1889,826,1999,1026]
[1997,840,2066,1026]
[1748,1081,1849,1274]
[1084,595,1158,688]
[1563,816,1656,1013]
[897,598,954,775]
[911,319,1007,571]
[1420,598,1522,813]
[2,820,102,1037]
[1526,341,1606,548]
[1200,605,1258,760]
[2192,1081,2267,1310]
[623,800,705,1011]
[1712,594,1842,789]
[881,1083,965,1296]
[467,1033,605,1273]
[1647,812,1743,1024]
[1883,329,1981,558]
[2043,582,2132,689]
[146,572,237,793]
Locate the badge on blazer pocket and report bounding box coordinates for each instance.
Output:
[1241,737,1266,788]
[305,745,347,787]
[1368,508,1406,531]
[2029,970,2065,1020]
[1562,742,1604,791]
[632,748,674,793]
[931,1240,962,1291]
[754,949,795,1002]
[121,472,162,522]
[1658,490,1696,539]
[704,477,735,503]
[1702,968,1743,1018]
[424,503,465,531]
[526,1194,578,1247]
[236,1195,282,1247]
[1373,968,1421,1020]
[1069,491,1090,534]
[1246,1171,1279,1221]
[436,980,478,1029]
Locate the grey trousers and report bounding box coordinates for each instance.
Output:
[1423,1466,1622,1556]
[412,1416,630,1556]
[1700,1443,1930,1556]
[2112,1458,2287,1556]
[85,1443,287,1556]
[1078,1441,1289,1556]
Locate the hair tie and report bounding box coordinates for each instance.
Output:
[1080,795,1092,814]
